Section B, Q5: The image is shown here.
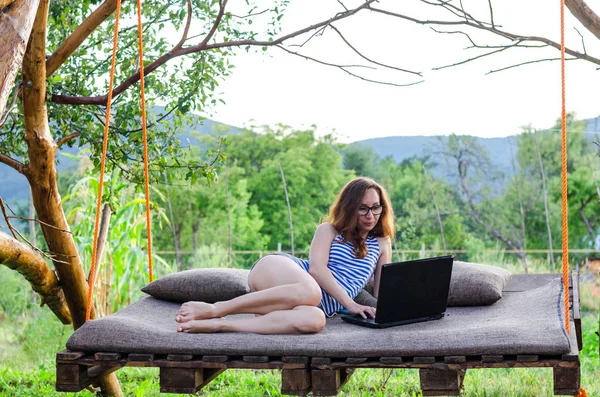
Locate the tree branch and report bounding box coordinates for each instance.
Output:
[56,132,80,148]
[277,45,423,87]
[51,0,381,105]
[46,0,119,77]
[329,25,422,76]
[369,5,600,66]
[0,152,24,173]
[565,0,600,41]
[0,231,72,324]
[0,0,17,9]
[197,0,227,49]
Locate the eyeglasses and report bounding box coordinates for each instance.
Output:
[357,205,384,216]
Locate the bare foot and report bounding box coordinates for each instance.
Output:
[175,301,219,323]
[177,318,224,333]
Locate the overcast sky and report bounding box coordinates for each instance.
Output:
[203,0,600,143]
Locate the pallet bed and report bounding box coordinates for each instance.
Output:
[56,273,582,396]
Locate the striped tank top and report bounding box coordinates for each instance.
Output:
[293,234,380,317]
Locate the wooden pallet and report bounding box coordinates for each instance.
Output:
[55,273,582,396]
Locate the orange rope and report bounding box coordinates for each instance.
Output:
[559,0,570,335]
[136,0,154,283]
[560,4,587,396]
[575,387,588,397]
[86,0,123,322]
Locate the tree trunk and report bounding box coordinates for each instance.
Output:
[21,1,122,395]
[192,220,200,251]
[534,131,555,272]
[0,0,39,119]
[174,223,183,271]
[0,231,71,324]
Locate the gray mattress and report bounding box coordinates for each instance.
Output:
[66,277,571,357]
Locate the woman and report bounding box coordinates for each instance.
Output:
[175,177,394,334]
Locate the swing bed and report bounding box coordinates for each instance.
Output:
[56,272,583,396]
[55,0,588,395]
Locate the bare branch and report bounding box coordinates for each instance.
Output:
[0,198,18,239]
[487,0,495,28]
[277,46,424,87]
[336,0,348,11]
[227,8,269,19]
[56,132,80,148]
[0,83,20,129]
[370,5,600,65]
[574,27,587,54]
[46,0,119,77]
[433,45,511,70]
[487,57,577,74]
[329,25,422,76]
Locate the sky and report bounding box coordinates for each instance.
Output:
[205,0,600,143]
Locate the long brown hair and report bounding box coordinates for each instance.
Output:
[326,177,395,258]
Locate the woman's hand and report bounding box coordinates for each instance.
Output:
[346,302,376,319]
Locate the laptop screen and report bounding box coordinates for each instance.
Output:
[375,256,453,324]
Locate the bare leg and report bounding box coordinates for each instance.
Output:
[176,255,321,322]
[177,305,326,334]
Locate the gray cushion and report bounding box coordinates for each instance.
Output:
[357,261,512,307]
[448,261,512,306]
[141,268,251,303]
[67,277,570,357]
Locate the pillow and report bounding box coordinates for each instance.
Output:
[141,268,251,303]
[354,261,512,307]
[448,261,512,306]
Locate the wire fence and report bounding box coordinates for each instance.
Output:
[155,248,600,273]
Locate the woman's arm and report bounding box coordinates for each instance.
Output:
[308,223,375,318]
[373,237,392,298]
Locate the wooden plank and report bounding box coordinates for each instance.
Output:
[444,356,466,364]
[56,363,90,392]
[311,369,341,396]
[56,350,86,361]
[281,369,311,396]
[128,353,154,362]
[481,355,504,363]
[283,356,309,365]
[312,357,332,366]
[202,355,228,363]
[414,357,436,364]
[553,365,580,395]
[419,367,465,396]
[517,355,539,362]
[345,357,367,365]
[243,355,269,363]
[94,352,121,361]
[159,367,223,393]
[167,354,193,361]
[380,357,403,364]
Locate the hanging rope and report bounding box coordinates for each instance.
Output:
[136,0,154,283]
[86,0,154,321]
[560,2,587,396]
[559,0,569,335]
[86,0,123,322]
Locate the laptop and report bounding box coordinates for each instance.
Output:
[341,255,454,328]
